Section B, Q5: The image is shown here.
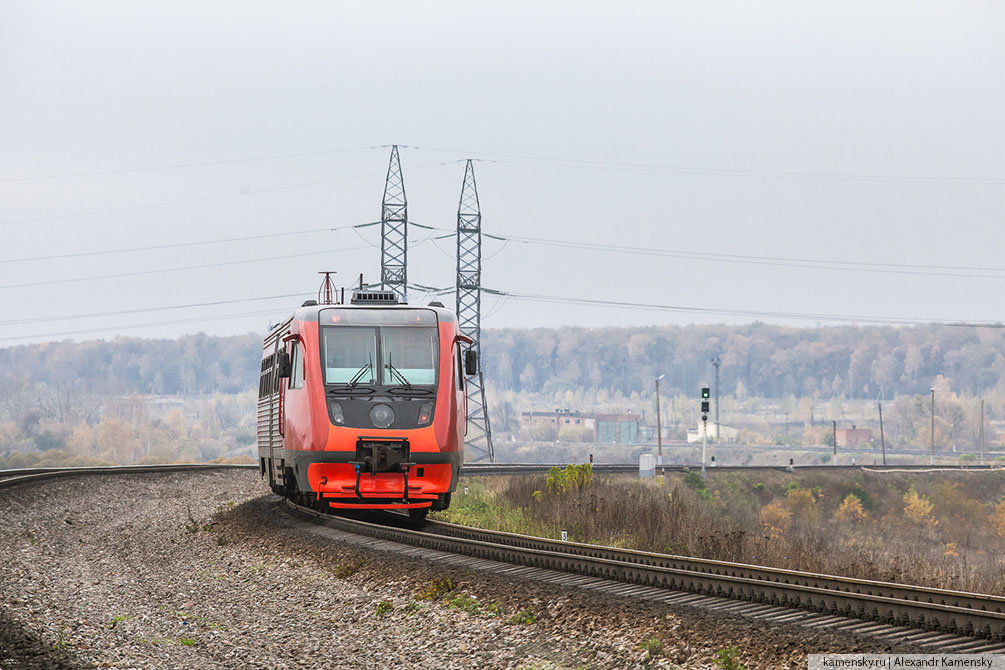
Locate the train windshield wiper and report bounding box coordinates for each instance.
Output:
[347,354,373,387]
[383,353,411,387]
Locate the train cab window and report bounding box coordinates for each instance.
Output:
[456,348,464,391]
[289,342,304,390]
[380,327,438,385]
[322,327,377,384]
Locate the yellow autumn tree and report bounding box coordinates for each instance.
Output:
[903,487,938,528]
[758,500,792,538]
[786,487,818,521]
[834,493,868,524]
[991,501,1005,539]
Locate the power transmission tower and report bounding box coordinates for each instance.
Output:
[456,160,495,462]
[380,145,408,302]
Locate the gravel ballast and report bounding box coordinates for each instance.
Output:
[1,469,931,669]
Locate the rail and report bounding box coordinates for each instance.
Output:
[285,500,1005,642]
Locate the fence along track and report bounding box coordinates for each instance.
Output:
[284,500,1005,650]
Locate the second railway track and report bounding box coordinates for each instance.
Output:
[284,499,1005,654]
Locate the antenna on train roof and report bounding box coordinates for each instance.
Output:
[318,271,339,305]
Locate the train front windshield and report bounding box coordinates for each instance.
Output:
[320,309,439,386]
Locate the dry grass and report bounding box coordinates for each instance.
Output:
[444,469,1005,595]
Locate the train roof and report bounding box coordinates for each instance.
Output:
[266,291,456,341]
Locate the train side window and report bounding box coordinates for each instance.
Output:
[289,342,304,389]
[456,348,464,391]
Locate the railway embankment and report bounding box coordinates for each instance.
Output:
[2,469,930,669]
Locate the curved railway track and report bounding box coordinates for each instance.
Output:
[3,463,1004,654]
[282,500,1005,654]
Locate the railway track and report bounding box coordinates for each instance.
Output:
[4,463,1004,653]
[1,461,995,487]
[284,499,1005,653]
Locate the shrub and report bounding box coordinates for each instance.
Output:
[545,463,592,494]
[785,487,817,521]
[903,487,938,528]
[991,501,1005,539]
[758,500,791,538]
[834,494,868,523]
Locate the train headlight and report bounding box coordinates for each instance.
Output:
[417,402,434,426]
[330,402,345,425]
[370,403,394,429]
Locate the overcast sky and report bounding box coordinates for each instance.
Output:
[1,1,1003,344]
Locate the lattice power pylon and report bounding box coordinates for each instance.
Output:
[380,145,408,302]
[456,160,495,462]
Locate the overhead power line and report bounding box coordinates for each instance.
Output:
[0,222,379,265]
[0,245,372,290]
[0,292,310,328]
[0,308,292,343]
[0,163,445,228]
[482,288,1005,328]
[0,146,379,183]
[399,145,1005,185]
[409,222,1005,279]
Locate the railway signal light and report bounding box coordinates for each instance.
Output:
[701,386,710,399]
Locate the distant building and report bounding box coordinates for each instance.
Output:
[521,408,641,443]
[836,425,872,448]
[686,423,739,443]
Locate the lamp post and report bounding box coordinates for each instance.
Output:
[930,387,935,466]
[655,374,665,472]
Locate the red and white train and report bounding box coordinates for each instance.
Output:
[257,289,475,518]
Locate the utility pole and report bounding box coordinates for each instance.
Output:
[455,160,494,462]
[711,356,721,433]
[380,145,408,303]
[980,398,985,466]
[832,420,838,465]
[655,375,665,471]
[878,401,886,466]
[930,387,935,466]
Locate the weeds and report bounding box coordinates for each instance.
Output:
[509,606,538,625]
[375,600,394,618]
[447,592,481,615]
[639,636,663,658]
[184,507,201,534]
[715,646,746,670]
[334,561,361,578]
[108,614,130,629]
[52,626,68,662]
[415,577,456,601]
[178,638,197,647]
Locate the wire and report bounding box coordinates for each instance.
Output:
[0,245,371,290]
[409,222,1005,280]
[0,146,379,183]
[484,288,1005,328]
[0,162,445,228]
[0,292,310,329]
[399,145,1005,185]
[0,308,293,343]
[0,222,379,265]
